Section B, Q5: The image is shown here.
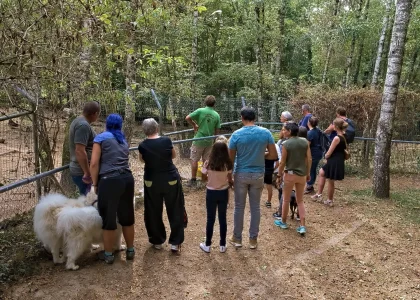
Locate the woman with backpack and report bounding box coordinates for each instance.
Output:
[305,116,323,194]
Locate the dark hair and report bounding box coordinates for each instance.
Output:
[83,101,100,116]
[106,114,126,144]
[336,107,346,117]
[298,126,308,139]
[284,122,299,136]
[308,116,319,127]
[240,106,256,121]
[207,142,233,172]
[204,95,216,107]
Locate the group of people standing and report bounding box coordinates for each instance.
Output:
[67,98,353,261]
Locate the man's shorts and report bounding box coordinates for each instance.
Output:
[190,144,212,163]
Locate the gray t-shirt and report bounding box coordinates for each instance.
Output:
[93,132,130,175]
[69,116,96,176]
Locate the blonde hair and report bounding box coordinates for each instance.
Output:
[333,118,348,131]
[215,135,228,145]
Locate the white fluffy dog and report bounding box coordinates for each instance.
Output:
[33,190,123,270]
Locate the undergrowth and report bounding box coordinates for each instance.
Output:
[351,188,420,224]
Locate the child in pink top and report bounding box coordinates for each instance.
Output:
[200,141,233,253]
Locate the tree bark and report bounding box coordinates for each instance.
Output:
[60,114,77,196]
[255,3,264,121]
[373,0,413,198]
[353,0,370,85]
[403,45,419,86]
[191,3,198,99]
[322,0,340,84]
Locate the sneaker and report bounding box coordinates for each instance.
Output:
[324,199,333,207]
[153,244,163,250]
[311,194,322,201]
[249,238,258,249]
[170,244,181,253]
[272,211,282,220]
[219,245,227,253]
[296,226,306,235]
[229,236,242,248]
[296,215,301,221]
[274,219,289,229]
[97,251,115,264]
[126,249,135,260]
[199,243,211,253]
[304,186,314,194]
[186,179,197,187]
[265,201,271,208]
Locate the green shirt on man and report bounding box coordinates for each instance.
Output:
[189,106,221,147]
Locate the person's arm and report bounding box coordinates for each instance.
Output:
[90,143,101,193]
[306,144,312,181]
[229,149,236,164]
[276,146,288,185]
[324,123,335,134]
[324,136,340,159]
[266,143,278,160]
[75,144,91,183]
[185,115,198,132]
[171,148,176,159]
[227,171,233,187]
[139,153,144,162]
[215,115,221,135]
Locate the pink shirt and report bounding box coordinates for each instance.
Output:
[202,165,232,190]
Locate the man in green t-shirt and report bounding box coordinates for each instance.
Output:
[185,95,221,186]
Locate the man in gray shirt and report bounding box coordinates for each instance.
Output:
[69,101,100,195]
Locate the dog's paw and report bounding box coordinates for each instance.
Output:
[66,263,79,271]
[91,244,100,250]
[119,244,127,251]
[54,256,66,264]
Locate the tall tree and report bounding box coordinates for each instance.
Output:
[371,0,393,89]
[255,1,264,121]
[373,0,413,198]
[322,0,341,84]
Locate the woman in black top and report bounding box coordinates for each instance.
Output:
[311,118,348,206]
[138,118,185,253]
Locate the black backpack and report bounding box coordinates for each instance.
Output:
[317,128,331,156]
[345,118,356,143]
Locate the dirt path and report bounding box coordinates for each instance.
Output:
[2,178,420,300]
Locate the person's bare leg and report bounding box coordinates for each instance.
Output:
[191,160,198,180]
[103,230,116,253]
[327,180,335,202]
[122,225,135,249]
[295,178,306,227]
[317,169,326,195]
[281,175,294,223]
[266,184,273,203]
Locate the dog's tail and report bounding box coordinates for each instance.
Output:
[56,206,102,236]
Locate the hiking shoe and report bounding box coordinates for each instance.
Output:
[274,219,289,229]
[265,201,271,208]
[296,215,301,221]
[304,186,314,194]
[249,238,258,249]
[98,251,115,264]
[200,243,211,253]
[170,244,181,253]
[153,244,163,250]
[229,236,242,248]
[219,245,227,253]
[272,211,282,220]
[311,194,322,201]
[186,179,197,187]
[296,226,306,235]
[126,249,135,260]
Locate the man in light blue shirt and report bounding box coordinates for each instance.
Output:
[228,107,277,249]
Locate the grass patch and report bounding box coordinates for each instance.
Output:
[351,188,420,223]
[0,212,47,285]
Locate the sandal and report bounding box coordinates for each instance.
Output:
[311,194,322,201]
[323,199,333,207]
[265,201,271,208]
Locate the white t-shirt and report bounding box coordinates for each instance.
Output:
[274,143,281,173]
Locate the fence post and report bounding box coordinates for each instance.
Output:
[151,89,164,135]
[31,105,41,199]
[241,96,246,108]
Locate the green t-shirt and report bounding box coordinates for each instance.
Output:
[283,137,309,176]
[189,106,221,147]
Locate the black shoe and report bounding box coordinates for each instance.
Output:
[126,249,135,260]
[304,186,314,194]
[98,251,115,264]
[186,179,197,187]
[272,211,282,220]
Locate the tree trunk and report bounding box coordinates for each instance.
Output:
[191,3,198,99]
[255,3,264,121]
[60,114,77,196]
[344,36,356,88]
[373,0,413,198]
[353,0,370,85]
[322,0,340,84]
[403,45,419,86]
[371,0,392,89]
[307,35,313,81]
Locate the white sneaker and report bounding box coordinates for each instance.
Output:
[153,244,163,250]
[219,245,227,253]
[170,244,181,252]
[200,243,211,253]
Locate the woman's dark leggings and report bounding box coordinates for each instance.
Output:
[205,188,229,247]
